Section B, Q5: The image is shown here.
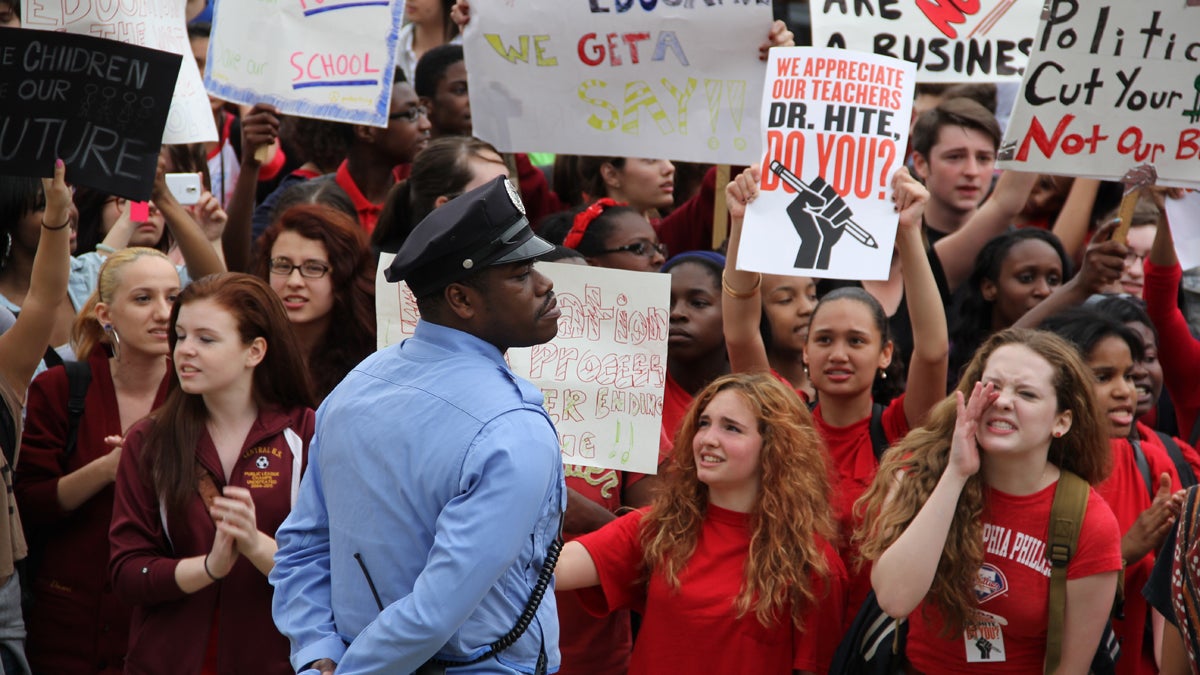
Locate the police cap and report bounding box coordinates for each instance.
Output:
[385,176,554,296]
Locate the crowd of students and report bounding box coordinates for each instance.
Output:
[2,0,1200,673]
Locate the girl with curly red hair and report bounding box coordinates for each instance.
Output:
[554,372,847,674]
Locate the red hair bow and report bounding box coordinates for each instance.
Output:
[563,198,625,250]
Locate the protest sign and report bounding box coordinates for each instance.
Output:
[809,0,1041,83]
[738,47,915,281]
[1166,191,1200,270]
[23,0,218,144]
[378,262,668,475]
[462,0,773,165]
[998,1,1200,187]
[0,30,181,200]
[204,0,404,127]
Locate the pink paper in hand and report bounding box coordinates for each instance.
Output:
[129,201,150,221]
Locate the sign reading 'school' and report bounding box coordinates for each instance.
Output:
[0,30,180,201]
[204,0,405,127]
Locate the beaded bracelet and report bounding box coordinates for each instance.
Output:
[721,271,762,299]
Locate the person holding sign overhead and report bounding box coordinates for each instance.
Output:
[271,177,565,675]
[0,160,71,675]
[726,164,948,624]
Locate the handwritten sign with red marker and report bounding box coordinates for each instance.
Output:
[740,47,915,281]
[998,0,1200,187]
[204,0,404,127]
[377,262,669,475]
[809,0,1041,82]
[462,0,773,165]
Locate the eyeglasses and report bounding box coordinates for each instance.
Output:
[597,241,668,258]
[269,258,331,279]
[1125,250,1148,267]
[389,105,429,123]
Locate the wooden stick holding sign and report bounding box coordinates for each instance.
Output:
[1112,165,1158,245]
[713,164,731,250]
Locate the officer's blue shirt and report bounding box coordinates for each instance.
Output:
[271,320,566,675]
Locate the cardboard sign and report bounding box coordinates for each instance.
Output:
[378,262,668,475]
[22,0,218,144]
[998,1,1200,187]
[463,0,773,165]
[809,0,1041,83]
[204,0,405,127]
[739,47,915,281]
[0,30,181,200]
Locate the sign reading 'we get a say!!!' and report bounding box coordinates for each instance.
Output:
[464,0,774,165]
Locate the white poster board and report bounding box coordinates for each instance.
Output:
[1166,191,1200,271]
[739,47,915,281]
[997,1,1200,187]
[22,0,219,144]
[378,262,668,475]
[204,0,404,127]
[809,0,1042,83]
[462,0,773,165]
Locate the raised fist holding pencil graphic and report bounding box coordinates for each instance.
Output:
[769,161,877,271]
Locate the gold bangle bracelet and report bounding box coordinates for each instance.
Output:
[721,271,762,298]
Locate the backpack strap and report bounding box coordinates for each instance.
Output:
[1045,470,1090,675]
[1154,431,1198,488]
[61,360,92,463]
[1129,438,1155,498]
[869,403,889,461]
[0,403,16,468]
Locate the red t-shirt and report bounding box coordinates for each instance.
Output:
[556,466,636,675]
[906,481,1122,673]
[1098,437,1182,675]
[576,506,847,675]
[813,395,910,622]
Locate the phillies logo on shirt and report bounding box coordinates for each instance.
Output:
[973,563,1008,604]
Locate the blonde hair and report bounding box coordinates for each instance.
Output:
[71,247,175,358]
[855,329,1110,633]
[641,372,836,628]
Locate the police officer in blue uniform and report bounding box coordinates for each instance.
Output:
[271,176,567,675]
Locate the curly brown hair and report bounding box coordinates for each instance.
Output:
[855,328,1110,633]
[640,372,836,628]
[254,205,375,401]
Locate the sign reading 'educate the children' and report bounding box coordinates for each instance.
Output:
[23,0,218,144]
[204,0,405,127]
[378,262,668,475]
[0,30,180,201]
[463,0,774,165]
[809,0,1042,83]
[998,0,1200,187]
[739,47,915,281]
